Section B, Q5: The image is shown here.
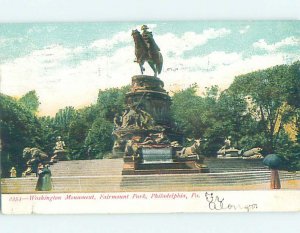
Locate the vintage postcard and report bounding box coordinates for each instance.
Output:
[0,21,299,214]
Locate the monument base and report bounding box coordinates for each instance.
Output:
[122,161,209,175]
[122,145,209,175]
[122,151,209,175]
[115,74,208,175]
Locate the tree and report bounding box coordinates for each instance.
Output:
[63,86,130,160]
[171,84,205,138]
[52,106,78,138]
[215,89,259,149]
[171,85,222,154]
[38,116,57,155]
[67,107,93,160]
[97,85,130,121]
[284,61,300,139]
[0,94,41,177]
[229,64,294,153]
[19,90,40,114]
[84,117,114,159]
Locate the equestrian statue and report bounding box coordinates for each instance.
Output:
[132,25,163,77]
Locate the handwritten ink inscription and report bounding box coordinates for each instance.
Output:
[205,192,258,212]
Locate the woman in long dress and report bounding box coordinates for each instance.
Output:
[35,164,52,191]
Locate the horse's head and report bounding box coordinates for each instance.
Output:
[131,29,140,38]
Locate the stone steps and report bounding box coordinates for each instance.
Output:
[1,158,299,193]
[47,158,268,177]
[3,171,296,185]
[2,171,299,193]
[48,159,123,177]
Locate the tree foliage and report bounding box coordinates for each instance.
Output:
[97,85,130,121]
[84,117,114,159]
[0,94,41,177]
[171,62,300,167]
[229,63,299,153]
[1,62,299,176]
[19,90,40,114]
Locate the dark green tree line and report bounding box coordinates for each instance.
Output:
[170,62,299,169]
[0,93,42,176]
[1,62,299,176]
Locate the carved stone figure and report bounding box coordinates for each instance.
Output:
[112,130,124,147]
[141,133,156,145]
[242,147,263,159]
[217,137,240,157]
[54,136,65,151]
[50,136,66,162]
[22,147,48,176]
[113,113,122,128]
[10,167,17,178]
[120,104,154,130]
[121,105,138,128]
[124,139,140,158]
[177,139,202,158]
[154,129,169,144]
[132,26,163,77]
[171,141,181,147]
[136,108,154,129]
[223,137,231,149]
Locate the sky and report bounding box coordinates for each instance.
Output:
[0,21,299,116]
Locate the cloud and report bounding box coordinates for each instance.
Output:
[160,52,293,94]
[1,27,299,116]
[0,42,138,115]
[157,28,231,56]
[239,25,250,34]
[2,47,298,116]
[0,37,8,46]
[89,24,159,51]
[253,36,300,52]
[161,51,242,75]
[90,30,132,50]
[90,27,230,55]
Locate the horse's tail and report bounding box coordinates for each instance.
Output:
[157,53,163,74]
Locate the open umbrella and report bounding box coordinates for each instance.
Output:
[263,154,282,189]
[263,154,283,169]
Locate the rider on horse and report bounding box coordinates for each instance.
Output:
[141,25,160,60]
[132,25,163,76]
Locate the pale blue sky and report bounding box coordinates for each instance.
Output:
[1,21,299,115]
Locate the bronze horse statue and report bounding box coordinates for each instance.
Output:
[131,29,163,77]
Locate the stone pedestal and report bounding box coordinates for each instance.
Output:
[113,75,208,175]
[113,75,181,153]
[127,75,172,126]
[122,157,139,175]
[122,145,209,175]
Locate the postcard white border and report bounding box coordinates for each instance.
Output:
[1,1,300,233]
